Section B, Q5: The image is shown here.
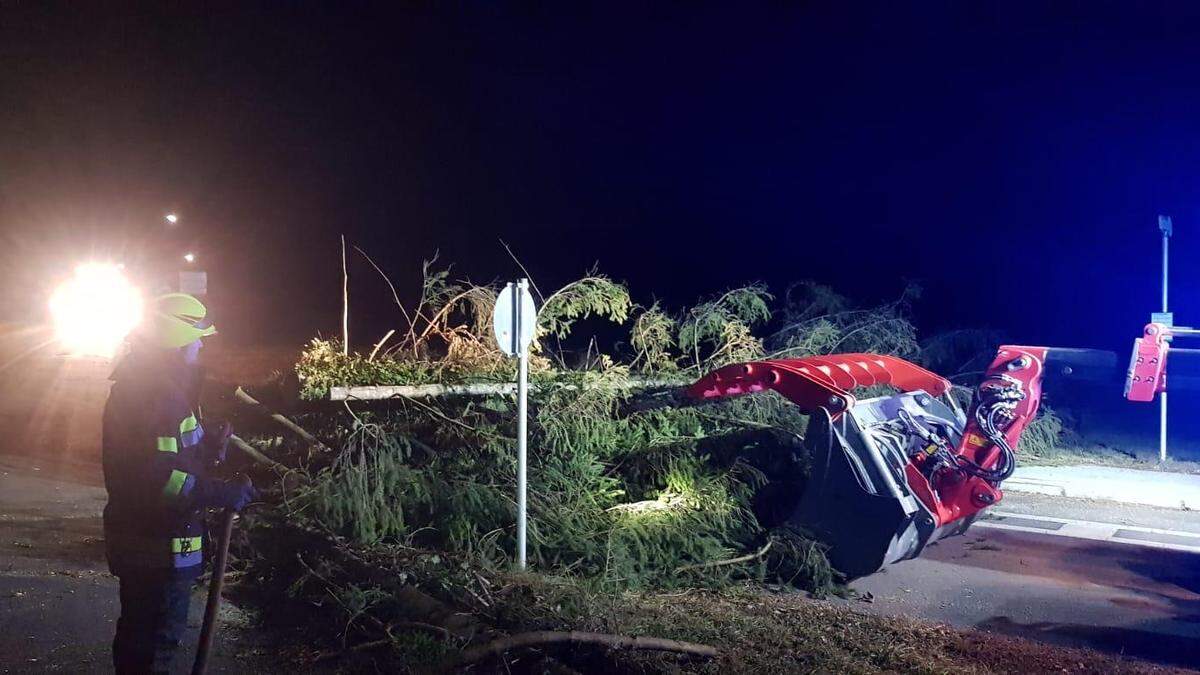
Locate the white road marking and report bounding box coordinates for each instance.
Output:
[976,510,1200,554]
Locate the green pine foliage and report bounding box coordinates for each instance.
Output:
[537,274,632,340]
[295,339,443,400]
[630,303,678,372]
[678,285,773,370]
[292,362,809,590]
[1014,406,1066,459]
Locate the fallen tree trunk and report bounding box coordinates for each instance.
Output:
[330,377,685,401]
[433,630,718,673]
[675,540,773,574]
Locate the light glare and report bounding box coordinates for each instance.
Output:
[50,263,144,358]
[183,252,195,263]
[165,213,179,224]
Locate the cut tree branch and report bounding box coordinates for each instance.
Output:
[368,329,396,362]
[228,433,293,474]
[435,630,717,672]
[341,234,349,356]
[353,245,418,354]
[675,541,773,574]
[235,386,333,452]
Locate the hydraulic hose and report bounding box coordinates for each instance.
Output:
[957,378,1022,484]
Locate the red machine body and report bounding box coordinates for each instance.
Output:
[686,346,1049,574]
[921,346,1046,527]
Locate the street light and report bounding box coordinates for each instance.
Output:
[165,213,179,224]
[183,252,196,264]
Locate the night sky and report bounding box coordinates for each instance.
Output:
[5,3,1200,355]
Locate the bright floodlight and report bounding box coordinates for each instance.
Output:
[183,252,195,263]
[165,213,178,224]
[50,263,144,358]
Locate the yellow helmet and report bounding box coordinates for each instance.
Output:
[148,293,217,349]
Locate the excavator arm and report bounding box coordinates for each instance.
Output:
[684,346,1051,578]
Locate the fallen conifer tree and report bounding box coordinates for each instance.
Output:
[223,261,1066,672]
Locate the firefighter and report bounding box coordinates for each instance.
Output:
[102,293,256,674]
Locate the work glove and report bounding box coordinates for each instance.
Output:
[200,421,233,466]
[192,477,257,512]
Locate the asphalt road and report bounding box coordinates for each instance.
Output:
[0,460,278,674]
[0,324,110,484]
[0,323,1198,672]
[849,491,1200,669]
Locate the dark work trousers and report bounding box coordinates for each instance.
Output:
[113,572,194,674]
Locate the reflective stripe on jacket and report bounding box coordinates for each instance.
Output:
[102,353,208,578]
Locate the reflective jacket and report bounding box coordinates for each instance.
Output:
[102,351,208,579]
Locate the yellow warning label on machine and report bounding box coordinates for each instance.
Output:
[965,433,988,448]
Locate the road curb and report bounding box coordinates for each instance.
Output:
[978,510,1200,554]
[1006,465,1200,510]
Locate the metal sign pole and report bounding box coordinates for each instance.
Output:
[515,279,530,569]
[1159,216,1172,463]
[492,279,537,569]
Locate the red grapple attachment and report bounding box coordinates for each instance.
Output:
[686,354,951,416]
[686,349,1049,578]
